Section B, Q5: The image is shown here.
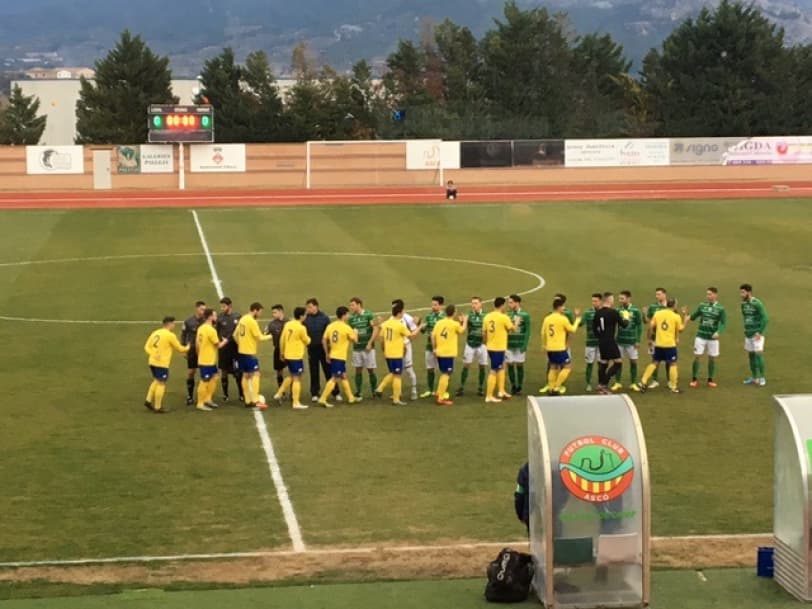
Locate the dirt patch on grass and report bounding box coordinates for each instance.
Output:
[0,536,771,587]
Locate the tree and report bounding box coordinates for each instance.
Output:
[434,19,482,108]
[241,50,286,141]
[641,0,794,136]
[0,84,47,145]
[75,30,176,144]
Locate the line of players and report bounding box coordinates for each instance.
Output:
[141,284,768,412]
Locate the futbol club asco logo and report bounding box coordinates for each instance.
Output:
[559,436,634,503]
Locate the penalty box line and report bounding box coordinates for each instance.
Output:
[191,209,306,553]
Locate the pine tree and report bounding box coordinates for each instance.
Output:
[0,84,47,145]
[75,30,176,144]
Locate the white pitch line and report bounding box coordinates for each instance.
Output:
[0,534,771,569]
[190,210,306,554]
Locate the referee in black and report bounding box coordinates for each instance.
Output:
[304,298,339,402]
[592,292,629,395]
[181,301,207,405]
[217,297,244,402]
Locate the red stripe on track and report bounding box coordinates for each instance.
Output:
[0,182,810,210]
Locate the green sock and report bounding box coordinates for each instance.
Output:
[517,365,525,390]
[507,365,516,388]
[748,353,757,376]
[692,360,700,380]
[369,372,378,392]
[630,361,638,383]
[478,367,486,391]
[585,362,594,385]
[427,369,436,392]
[354,371,363,395]
[755,355,765,378]
[460,367,469,388]
[708,359,716,380]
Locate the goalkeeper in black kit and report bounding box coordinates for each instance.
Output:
[592,292,630,395]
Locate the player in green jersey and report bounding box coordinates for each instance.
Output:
[507,294,532,395]
[420,296,446,398]
[457,296,488,396]
[580,293,603,392]
[348,297,380,398]
[688,287,727,388]
[643,287,669,389]
[740,283,769,387]
[617,290,644,390]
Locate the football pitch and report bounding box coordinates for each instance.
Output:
[1,197,811,604]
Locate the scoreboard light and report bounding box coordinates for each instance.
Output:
[148,105,214,143]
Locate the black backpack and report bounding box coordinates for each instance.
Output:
[485,547,534,603]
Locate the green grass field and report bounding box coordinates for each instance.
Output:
[1,198,811,604]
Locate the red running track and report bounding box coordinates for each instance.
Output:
[1,182,811,209]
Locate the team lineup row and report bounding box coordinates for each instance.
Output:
[140,285,768,412]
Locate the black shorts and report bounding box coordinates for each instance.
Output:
[598,341,621,362]
[218,346,238,373]
[273,350,286,372]
[186,349,198,369]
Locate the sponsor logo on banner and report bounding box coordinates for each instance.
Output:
[406,140,444,170]
[565,139,669,167]
[190,144,246,172]
[140,145,174,173]
[116,146,140,174]
[559,436,634,503]
[26,146,84,175]
[722,136,812,165]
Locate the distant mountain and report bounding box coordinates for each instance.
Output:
[1,0,811,76]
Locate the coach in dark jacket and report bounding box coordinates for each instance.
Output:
[304,298,339,401]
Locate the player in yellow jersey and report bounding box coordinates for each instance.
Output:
[541,298,582,396]
[274,306,312,410]
[431,304,467,406]
[482,297,519,403]
[640,298,688,394]
[376,303,423,406]
[195,308,229,412]
[143,316,190,413]
[234,302,273,409]
[317,306,363,408]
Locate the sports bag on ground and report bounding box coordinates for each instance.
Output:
[485,547,534,603]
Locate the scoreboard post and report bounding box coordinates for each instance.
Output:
[147,105,214,190]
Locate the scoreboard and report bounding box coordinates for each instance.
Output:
[148,105,214,143]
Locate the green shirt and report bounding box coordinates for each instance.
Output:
[466,310,485,348]
[646,302,667,340]
[617,304,644,346]
[348,310,375,352]
[562,307,576,324]
[690,301,727,340]
[507,309,531,351]
[422,311,446,351]
[741,297,768,338]
[582,307,599,346]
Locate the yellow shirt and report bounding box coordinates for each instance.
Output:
[196,323,220,366]
[381,317,410,359]
[483,311,514,352]
[432,317,464,357]
[234,314,272,355]
[325,320,356,361]
[144,328,189,368]
[281,319,311,360]
[541,312,581,352]
[651,309,685,348]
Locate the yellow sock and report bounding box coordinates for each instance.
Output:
[641,364,657,385]
[153,383,166,410]
[393,376,402,402]
[377,374,393,392]
[486,373,497,399]
[437,374,450,400]
[196,380,207,407]
[276,377,292,397]
[669,364,679,388]
[292,378,302,404]
[555,368,572,389]
[252,374,261,401]
[207,378,219,403]
[242,376,253,402]
[497,369,507,394]
[340,379,354,401]
[547,368,558,386]
[146,381,157,403]
[320,379,336,403]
